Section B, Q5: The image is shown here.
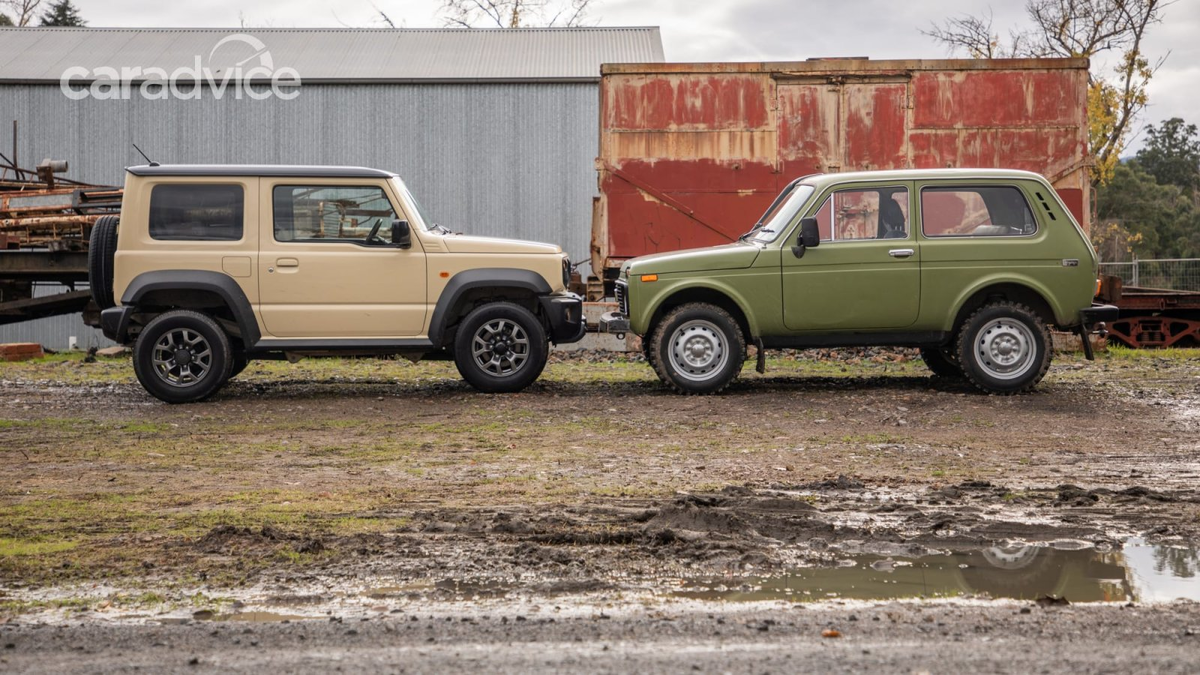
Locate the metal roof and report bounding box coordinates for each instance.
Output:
[0,27,664,83]
[126,164,396,178]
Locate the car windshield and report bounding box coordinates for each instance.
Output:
[393,178,438,232]
[750,184,815,243]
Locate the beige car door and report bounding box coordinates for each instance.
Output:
[257,179,427,338]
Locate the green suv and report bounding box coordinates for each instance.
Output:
[600,169,1116,395]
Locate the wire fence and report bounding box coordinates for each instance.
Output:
[1098,259,1200,292]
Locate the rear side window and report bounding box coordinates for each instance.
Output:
[921,186,1037,237]
[149,184,244,241]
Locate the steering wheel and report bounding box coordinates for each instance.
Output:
[366,218,385,245]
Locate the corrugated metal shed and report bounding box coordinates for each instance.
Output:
[0,27,664,82]
[0,27,664,349]
[0,283,114,350]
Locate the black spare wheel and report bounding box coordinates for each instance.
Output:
[87,215,120,309]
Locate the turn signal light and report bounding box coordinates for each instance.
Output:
[641,274,658,282]
[1095,278,1102,296]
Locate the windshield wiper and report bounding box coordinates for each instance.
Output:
[738,223,764,241]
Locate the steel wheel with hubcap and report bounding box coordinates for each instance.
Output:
[972,318,1036,381]
[650,302,745,395]
[956,301,1051,395]
[668,319,729,383]
[454,302,548,393]
[133,310,233,403]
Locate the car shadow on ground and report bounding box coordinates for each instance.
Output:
[209,372,990,403]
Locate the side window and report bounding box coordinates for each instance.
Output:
[273,185,398,245]
[921,186,1037,237]
[812,187,909,242]
[148,184,244,241]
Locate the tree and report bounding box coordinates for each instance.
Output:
[1136,118,1200,196]
[925,0,1167,185]
[1095,160,1197,260]
[440,0,596,28]
[0,13,12,25]
[0,0,40,26]
[38,0,83,26]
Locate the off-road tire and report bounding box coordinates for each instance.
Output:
[453,302,548,393]
[641,334,658,371]
[229,353,249,379]
[133,310,234,404]
[956,301,1051,395]
[920,346,962,378]
[87,215,120,309]
[649,303,745,395]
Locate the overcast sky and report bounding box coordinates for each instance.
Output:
[65,0,1200,152]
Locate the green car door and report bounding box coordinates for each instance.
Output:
[782,183,921,331]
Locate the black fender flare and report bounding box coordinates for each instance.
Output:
[428,268,552,345]
[121,270,261,345]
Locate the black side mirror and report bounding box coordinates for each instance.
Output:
[792,217,821,258]
[391,220,412,249]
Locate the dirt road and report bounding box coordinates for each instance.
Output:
[2,348,1199,671]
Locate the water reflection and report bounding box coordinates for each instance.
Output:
[671,538,1200,604]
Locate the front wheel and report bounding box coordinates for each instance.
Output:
[649,303,745,395]
[920,346,962,378]
[453,302,548,393]
[956,302,1051,395]
[133,310,233,403]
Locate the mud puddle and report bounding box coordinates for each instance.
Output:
[670,538,1200,604]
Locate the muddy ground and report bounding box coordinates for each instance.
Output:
[1,347,1199,671]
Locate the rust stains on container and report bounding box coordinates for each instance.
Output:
[593,58,1091,286]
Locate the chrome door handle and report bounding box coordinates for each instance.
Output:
[888,249,915,258]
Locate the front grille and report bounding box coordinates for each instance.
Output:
[615,280,629,315]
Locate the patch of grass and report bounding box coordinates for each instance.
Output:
[0,537,78,556]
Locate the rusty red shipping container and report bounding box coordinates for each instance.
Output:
[591,58,1091,295]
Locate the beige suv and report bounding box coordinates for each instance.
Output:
[89,165,583,403]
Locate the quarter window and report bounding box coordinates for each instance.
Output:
[273,186,399,245]
[921,186,1037,237]
[812,187,909,242]
[148,184,244,241]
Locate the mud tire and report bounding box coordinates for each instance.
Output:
[920,346,963,378]
[649,303,745,395]
[956,301,1051,395]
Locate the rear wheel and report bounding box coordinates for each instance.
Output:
[133,310,233,403]
[920,346,962,378]
[87,215,120,309]
[649,303,745,395]
[453,302,548,393]
[229,353,249,379]
[956,302,1051,395]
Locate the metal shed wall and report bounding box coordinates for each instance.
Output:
[0,82,600,349]
[0,82,598,259]
[0,283,114,350]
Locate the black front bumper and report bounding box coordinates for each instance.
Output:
[100,305,134,343]
[1080,303,1119,326]
[539,293,586,344]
